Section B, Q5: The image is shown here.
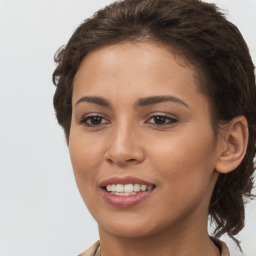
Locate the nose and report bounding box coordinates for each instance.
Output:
[104,122,145,166]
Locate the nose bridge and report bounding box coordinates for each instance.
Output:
[105,116,144,164]
[113,118,131,147]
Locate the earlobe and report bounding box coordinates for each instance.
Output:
[215,116,248,174]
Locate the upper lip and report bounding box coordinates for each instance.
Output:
[99,176,155,187]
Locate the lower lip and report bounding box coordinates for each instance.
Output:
[101,188,154,207]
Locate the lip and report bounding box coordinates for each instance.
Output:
[101,188,154,207]
[99,176,154,187]
[99,176,155,208]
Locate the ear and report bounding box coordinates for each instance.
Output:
[215,116,248,174]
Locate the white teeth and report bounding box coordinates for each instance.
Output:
[111,192,136,196]
[140,185,147,192]
[111,184,116,192]
[133,184,140,192]
[116,184,124,192]
[105,183,154,194]
[124,184,133,193]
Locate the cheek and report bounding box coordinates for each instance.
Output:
[147,133,217,223]
[149,125,217,196]
[68,129,104,202]
[69,125,105,171]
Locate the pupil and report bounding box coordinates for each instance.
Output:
[91,116,102,125]
[154,116,166,124]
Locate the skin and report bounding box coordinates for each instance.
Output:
[69,42,229,256]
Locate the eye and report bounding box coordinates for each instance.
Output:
[147,115,178,125]
[79,115,109,127]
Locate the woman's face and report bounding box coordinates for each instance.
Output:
[69,42,220,239]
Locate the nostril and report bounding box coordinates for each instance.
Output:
[106,158,136,164]
[104,147,145,165]
[127,158,136,162]
[106,158,114,164]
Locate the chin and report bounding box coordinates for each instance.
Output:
[97,212,175,240]
[100,224,158,239]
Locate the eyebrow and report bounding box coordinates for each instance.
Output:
[75,96,111,107]
[135,95,189,108]
[75,95,189,109]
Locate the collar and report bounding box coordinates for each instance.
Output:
[79,239,230,256]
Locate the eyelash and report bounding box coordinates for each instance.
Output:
[78,114,178,127]
[78,115,109,127]
[147,115,178,126]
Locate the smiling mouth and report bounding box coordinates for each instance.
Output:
[104,184,155,196]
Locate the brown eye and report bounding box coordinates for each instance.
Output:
[148,115,178,125]
[79,115,109,127]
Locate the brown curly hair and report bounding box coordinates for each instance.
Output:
[52,0,256,247]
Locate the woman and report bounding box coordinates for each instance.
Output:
[52,0,256,255]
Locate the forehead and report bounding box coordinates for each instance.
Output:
[73,42,202,97]
[72,41,214,129]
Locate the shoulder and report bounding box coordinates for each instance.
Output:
[219,240,230,256]
[219,240,247,256]
[78,241,100,256]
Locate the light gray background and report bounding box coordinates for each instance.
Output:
[0,0,255,255]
